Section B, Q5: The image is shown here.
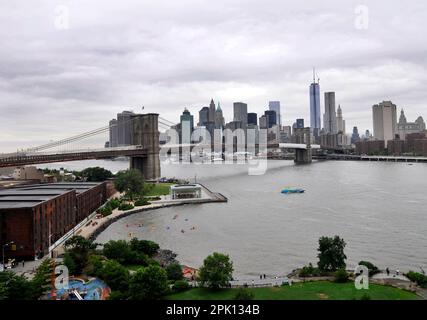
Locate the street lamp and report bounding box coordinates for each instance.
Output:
[2,241,14,271]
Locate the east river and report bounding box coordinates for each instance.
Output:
[41,159,427,278]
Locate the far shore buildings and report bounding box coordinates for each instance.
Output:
[397,109,425,140]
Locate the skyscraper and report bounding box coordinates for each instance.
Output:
[233,102,248,129]
[264,110,277,128]
[268,101,281,126]
[323,92,338,134]
[117,111,135,146]
[209,99,216,123]
[109,119,118,148]
[180,108,194,132]
[310,70,321,136]
[351,127,360,144]
[259,115,268,129]
[198,107,209,126]
[336,105,346,133]
[247,113,258,126]
[373,101,397,142]
[296,119,305,129]
[214,102,225,129]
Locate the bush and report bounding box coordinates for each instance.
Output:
[358,261,380,277]
[119,203,134,211]
[334,268,349,283]
[99,206,113,217]
[173,280,190,292]
[233,288,255,300]
[134,198,151,207]
[406,271,427,288]
[166,263,183,281]
[299,263,321,277]
[108,198,121,210]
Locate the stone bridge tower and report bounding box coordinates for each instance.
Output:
[130,113,161,181]
[293,127,312,164]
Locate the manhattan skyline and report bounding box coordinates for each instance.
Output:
[1,0,427,152]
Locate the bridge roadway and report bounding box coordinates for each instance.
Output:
[0,143,320,168]
[0,146,148,168]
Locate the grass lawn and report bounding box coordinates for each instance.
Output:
[145,183,173,197]
[166,281,420,300]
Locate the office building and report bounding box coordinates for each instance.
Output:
[209,99,216,123]
[310,71,321,136]
[259,115,268,129]
[198,107,210,126]
[233,102,248,129]
[351,127,360,144]
[336,105,346,133]
[373,101,397,142]
[109,119,118,148]
[323,92,338,134]
[180,108,194,132]
[117,111,135,146]
[264,110,277,129]
[296,119,305,129]
[215,102,225,129]
[268,101,281,126]
[248,113,258,126]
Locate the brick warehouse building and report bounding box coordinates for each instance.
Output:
[0,182,115,260]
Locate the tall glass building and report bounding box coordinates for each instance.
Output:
[310,78,321,136]
[268,101,281,126]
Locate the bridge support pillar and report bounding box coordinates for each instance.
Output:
[130,113,161,181]
[293,127,312,164]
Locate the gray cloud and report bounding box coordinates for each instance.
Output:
[1,0,427,151]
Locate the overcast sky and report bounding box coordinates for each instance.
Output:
[1,0,427,152]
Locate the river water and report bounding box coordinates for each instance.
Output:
[41,159,427,277]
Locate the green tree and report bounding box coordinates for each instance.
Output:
[198,252,234,289]
[317,236,347,272]
[130,238,159,257]
[80,167,113,182]
[0,271,34,300]
[63,236,97,275]
[103,240,134,264]
[166,263,183,281]
[98,260,130,293]
[83,254,105,277]
[114,169,145,200]
[31,259,54,298]
[129,265,169,300]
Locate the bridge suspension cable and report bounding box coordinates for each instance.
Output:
[26,115,176,153]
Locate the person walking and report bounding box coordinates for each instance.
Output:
[386,267,390,276]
